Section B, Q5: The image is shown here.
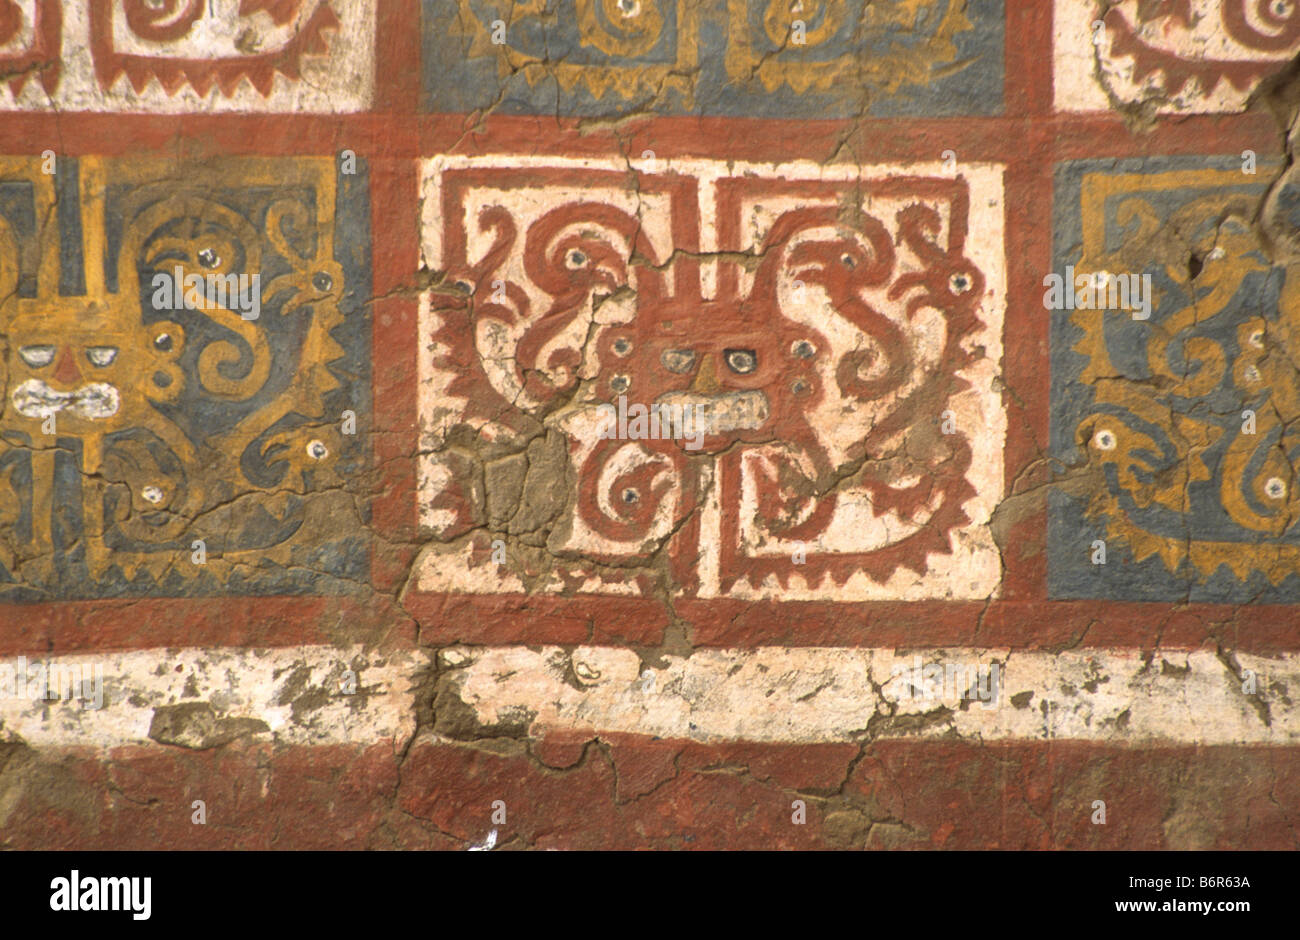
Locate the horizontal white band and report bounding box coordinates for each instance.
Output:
[0,646,424,750]
[439,645,1299,746]
[3,644,1293,750]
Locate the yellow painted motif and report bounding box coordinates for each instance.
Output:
[726,0,973,95]
[1072,166,1300,584]
[453,0,698,104]
[0,157,349,589]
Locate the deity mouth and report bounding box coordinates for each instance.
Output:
[11,379,121,420]
[655,389,770,436]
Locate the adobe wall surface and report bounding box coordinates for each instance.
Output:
[0,0,1297,849]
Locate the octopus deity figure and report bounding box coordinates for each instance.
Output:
[420,158,1005,600]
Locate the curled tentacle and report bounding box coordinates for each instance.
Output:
[577,438,681,543]
[123,0,205,41]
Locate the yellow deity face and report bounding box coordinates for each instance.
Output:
[2,295,185,454]
[6,305,129,434]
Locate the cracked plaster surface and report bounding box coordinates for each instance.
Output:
[4,0,1300,850]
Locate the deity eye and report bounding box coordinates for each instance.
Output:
[306,440,329,460]
[949,273,972,294]
[725,348,758,374]
[566,249,588,269]
[312,272,333,292]
[661,349,696,373]
[840,253,856,269]
[197,248,220,269]
[18,345,56,367]
[85,346,119,367]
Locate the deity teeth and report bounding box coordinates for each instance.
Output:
[11,379,121,419]
[654,390,771,434]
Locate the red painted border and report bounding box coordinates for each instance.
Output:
[369,155,423,596]
[0,595,416,655]
[0,113,1275,162]
[4,736,1297,849]
[411,594,1300,653]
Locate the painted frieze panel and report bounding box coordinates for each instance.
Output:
[1048,156,1300,600]
[0,155,371,600]
[417,156,1006,602]
[423,0,1005,117]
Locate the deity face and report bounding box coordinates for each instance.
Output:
[419,156,1006,603]
[4,303,139,439]
[594,299,829,456]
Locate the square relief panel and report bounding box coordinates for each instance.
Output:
[1048,156,1300,601]
[422,0,1005,118]
[417,156,1006,602]
[0,155,371,600]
